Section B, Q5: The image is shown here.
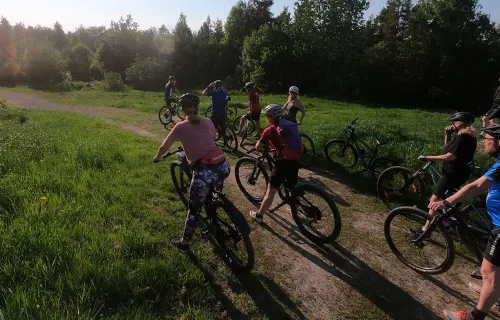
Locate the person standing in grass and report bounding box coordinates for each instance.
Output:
[429,124,500,320]
[154,93,230,252]
[203,80,229,133]
[165,76,181,107]
[282,86,305,125]
[418,112,477,233]
[238,81,261,138]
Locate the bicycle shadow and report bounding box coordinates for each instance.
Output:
[260,212,439,319]
[297,175,351,207]
[187,251,307,319]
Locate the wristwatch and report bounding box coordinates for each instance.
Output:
[442,200,452,208]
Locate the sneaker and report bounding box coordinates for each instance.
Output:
[469,282,481,295]
[250,211,264,223]
[443,310,473,320]
[170,238,190,253]
[470,267,482,280]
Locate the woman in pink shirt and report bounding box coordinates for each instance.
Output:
[154,93,230,252]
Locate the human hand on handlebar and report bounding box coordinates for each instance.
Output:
[418,155,428,162]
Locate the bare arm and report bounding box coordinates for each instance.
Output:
[255,139,265,151]
[425,152,457,162]
[154,130,177,160]
[297,100,305,124]
[429,176,493,210]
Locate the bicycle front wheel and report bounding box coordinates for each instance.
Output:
[324,139,358,168]
[171,161,191,209]
[377,166,426,209]
[384,206,455,274]
[226,105,238,121]
[158,106,173,126]
[233,116,255,136]
[291,184,341,244]
[235,158,269,202]
[212,199,254,273]
[298,133,315,168]
[175,104,185,121]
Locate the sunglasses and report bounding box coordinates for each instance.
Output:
[479,134,496,141]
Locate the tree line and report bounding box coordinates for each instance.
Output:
[1,0,500,111]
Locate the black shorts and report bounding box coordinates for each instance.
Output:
[433,173,469,198]
[270,159,300,189]
[486,107,500,120]
[484,227,500,267]
[246,111,261,122]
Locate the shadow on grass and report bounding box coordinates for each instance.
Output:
[187,250,307,319]
[262,211,439,320]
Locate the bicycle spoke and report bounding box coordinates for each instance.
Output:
[294,190,335,239]
[215,207,251,268]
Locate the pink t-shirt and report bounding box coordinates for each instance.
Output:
[168,118,220,164]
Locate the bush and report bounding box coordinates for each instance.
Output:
[103,72,125,92]
[56,71,73,92]
[21,40,63,84]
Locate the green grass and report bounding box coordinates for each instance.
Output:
[2,85,491,175]
[0,102,220,319]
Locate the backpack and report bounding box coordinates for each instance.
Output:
[273,119,303,160]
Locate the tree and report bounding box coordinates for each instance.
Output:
[52,22,69,49]
[21,40,63,84]
[64,42,92,81]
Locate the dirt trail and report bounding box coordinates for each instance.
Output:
[2,90,498,320]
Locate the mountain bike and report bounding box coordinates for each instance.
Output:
[323,117,399,178]
[161,146,254,273]
[233,113,257,146]
[297,131,315,169]
[213,119,239,153]
[234,147,341,244]
[158,97,184,130]
[384,204,492,274]
[202,97,238,121]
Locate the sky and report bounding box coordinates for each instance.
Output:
[1,0,500,32]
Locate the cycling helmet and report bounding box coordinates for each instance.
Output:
[289,86,299,94]
[214,80,222,87]
[449,112,474,125]
[244,82,255,89]
[262,104,282,117]
[169,76,176,81]
[482,124,500,138]
[178,93,200,112]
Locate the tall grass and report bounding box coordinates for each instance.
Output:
[0,102,217,319]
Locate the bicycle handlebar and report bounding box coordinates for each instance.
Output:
[153,146,184,163]
[343,117,359,134]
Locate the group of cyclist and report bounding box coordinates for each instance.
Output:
[157,78,306,249]
[158,75,500,320]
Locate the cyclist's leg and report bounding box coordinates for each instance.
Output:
[180,167,215,243]
[239,112,249,132]
[251,160,285,221]
[214,160,231,191]
[477,230,500,312]
[253,112,261,136]
[284,160,300,189]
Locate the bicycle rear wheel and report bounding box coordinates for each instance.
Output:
[175,104,185,120]
[158,106,173,126]
[323,139,358,168]
[212,199,254,273]
[222,126,238,153]
[377,166,426,209]
[226,105,238,121]
[384,206,455,274]
[291,184,341,244]
[235,158,269,202]
[171,161,191,209]
[298,133,315,168]
[233,116,255,136]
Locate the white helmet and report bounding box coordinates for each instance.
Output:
[289,86,299,94]
[262,104,282,117]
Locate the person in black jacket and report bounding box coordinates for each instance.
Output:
[483,77,500,126]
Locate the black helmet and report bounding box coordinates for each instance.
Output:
[449,112,474,125]
[169,76,176,81]
[178,93,200,112]
[214,80,222,87]
[482,124,500,138]
[244,82,255,89]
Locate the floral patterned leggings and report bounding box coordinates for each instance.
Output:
[182,160,230,241]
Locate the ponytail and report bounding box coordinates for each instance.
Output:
[187,112,201,124]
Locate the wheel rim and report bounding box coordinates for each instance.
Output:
[379,170,421,208]
[293,188,337,239]
[159,107,173,125]
[387,210,450,271]
[237,161,267,200]
[299,135,314,167]
[326,141,355,167]
[173,165,190,204]
[216,208,251,268]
